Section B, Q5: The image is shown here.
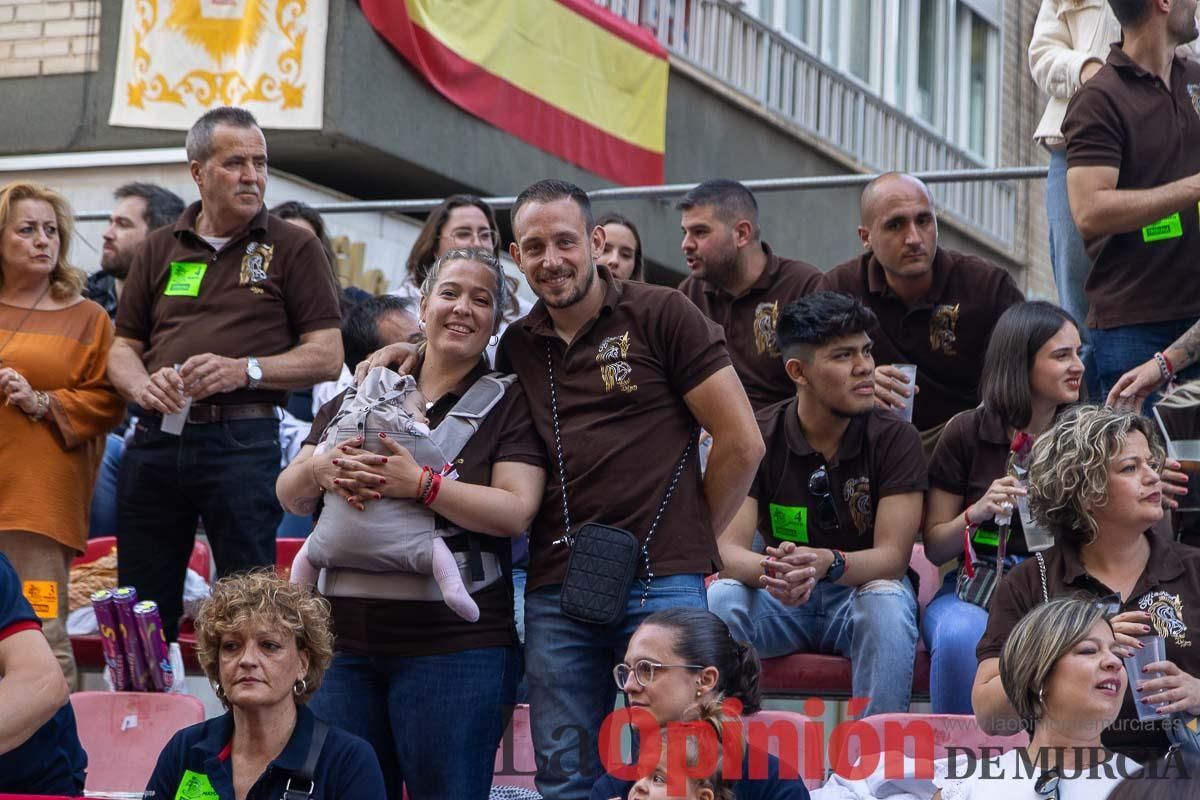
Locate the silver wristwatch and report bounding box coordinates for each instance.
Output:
[245,357,264,390]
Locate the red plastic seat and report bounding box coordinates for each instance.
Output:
[759,544,940,699]
[276,538,306,580]
[744,709,824,789]
[70,539,210,673]
[836,712,1028,771]
[70,690,205,793]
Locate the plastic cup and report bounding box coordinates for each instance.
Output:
[1016,482,1054,552]
[891,364,917,423]
[1153,403,1200,513]
[1123,635,1168,721]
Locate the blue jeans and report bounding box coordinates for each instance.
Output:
[116,418,282,640]
[1090,318,1200,408]
[308,646,520,800]
[921,571,989,715]
[88,433,124,538]
[1047,148,1101,400]
[524,574,707,800]
[707,576,918,716]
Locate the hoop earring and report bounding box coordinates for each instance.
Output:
[293,678,307,697]
[418,318,427,331]
[213,682,226,700]
[489,334,499,348]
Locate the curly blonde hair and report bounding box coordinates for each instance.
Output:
[194,570,333,709]
[0,182,84,300]
[1028,406,1164,546]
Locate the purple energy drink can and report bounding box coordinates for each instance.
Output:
[133,600,173,692]
[90,590,129,691]
[112,587,151,691]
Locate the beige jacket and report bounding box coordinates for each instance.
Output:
[1030,0,1200,145]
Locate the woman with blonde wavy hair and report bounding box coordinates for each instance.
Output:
[146,571,385,800]
[0,181,124,687]
[972,406,1200,763]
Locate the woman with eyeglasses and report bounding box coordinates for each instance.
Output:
[934,597,1136,800]
[398,195,528,354]
[973,407,1200,764]
[922,302,1084,715]
[591,608,811,800]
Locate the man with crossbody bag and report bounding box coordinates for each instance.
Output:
[498,181,763,800]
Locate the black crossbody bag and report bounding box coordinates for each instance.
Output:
[280,719,328,800]
[545,342,693,625]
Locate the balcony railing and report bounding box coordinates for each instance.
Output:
[595,0,1017,249]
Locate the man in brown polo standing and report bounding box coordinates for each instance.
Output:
[820,172,1025,447]
[107,107,343,640]
[678,179,822,411]
[1064,0,1200,401]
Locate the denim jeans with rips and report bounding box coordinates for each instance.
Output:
[707,575,918,716]
[523,574,707,800]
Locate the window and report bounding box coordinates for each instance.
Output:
[916,0,939,124]
[957,7,998,159]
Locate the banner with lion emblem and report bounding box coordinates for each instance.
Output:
[109,0,327,130]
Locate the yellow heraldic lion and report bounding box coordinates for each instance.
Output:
[166,0,271,64]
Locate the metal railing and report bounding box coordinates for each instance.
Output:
[592,0,1019,249]
[73,167,1047,221]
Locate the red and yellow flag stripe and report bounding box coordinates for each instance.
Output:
[360,0,668,186]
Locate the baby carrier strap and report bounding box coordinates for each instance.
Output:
[430,372,516,462]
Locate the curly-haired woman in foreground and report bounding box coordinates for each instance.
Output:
[972,407,1200,763]
[146,571,385,800]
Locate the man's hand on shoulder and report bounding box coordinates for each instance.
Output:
[180,354,250,400]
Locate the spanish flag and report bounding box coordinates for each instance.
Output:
[359,0,668,186]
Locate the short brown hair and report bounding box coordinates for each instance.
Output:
[1028,406,1165,545]
[0,182,84,301]
[194,570,333,709]
[1000,597,1111,732]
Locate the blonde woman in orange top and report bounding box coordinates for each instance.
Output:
[0,182,125,685]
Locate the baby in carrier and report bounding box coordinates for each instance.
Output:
[289,367,509,622]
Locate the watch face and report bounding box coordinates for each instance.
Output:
[248,361,263,380]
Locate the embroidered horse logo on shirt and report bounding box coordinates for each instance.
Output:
[596,332,637,394]
[843,476,873,535]
[1139,591,1191,648]
[1189,84,1200,121]
[239,241,274,289]
[929,303,960,355]
[753,301,781,356]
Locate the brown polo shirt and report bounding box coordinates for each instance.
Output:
[678,243,822,411]
[304,359,547,657]
[115,202,341,406]
[977,533,1200,762]
[1063,45,1200,329]
[496,265,731,592]
[819,249,1024,432]
[928,406,1034,558]
[751,402,927,553]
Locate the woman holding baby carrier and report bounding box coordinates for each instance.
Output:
[275,247,546,799]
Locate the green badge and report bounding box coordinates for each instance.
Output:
[1141,212,1183,243]
[973,528,1000,547]
[174,769,219,800]
[769,503,809,543]
[164,261,208,297]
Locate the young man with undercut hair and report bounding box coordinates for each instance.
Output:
[678,179,822,411]
[820,172,1024,446]
[1064,0,1200,399]
[707,291,927,716]
[85,182,186,318]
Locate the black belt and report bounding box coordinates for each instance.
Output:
[146,403,279,426]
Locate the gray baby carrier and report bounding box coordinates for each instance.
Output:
[308,366,515,601]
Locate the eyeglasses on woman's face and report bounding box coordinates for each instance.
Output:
[613,659,705,689]
[441,226,498,247]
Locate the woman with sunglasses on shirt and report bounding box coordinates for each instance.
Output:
[922,302,1084,715]
[592,608,810,800]
[933,597,1137,800]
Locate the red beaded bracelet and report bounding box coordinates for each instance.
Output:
[422,473,442,506]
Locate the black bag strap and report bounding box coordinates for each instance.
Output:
[281,719,328,800]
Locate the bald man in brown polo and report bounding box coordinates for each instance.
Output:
[820,173,1025,448]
